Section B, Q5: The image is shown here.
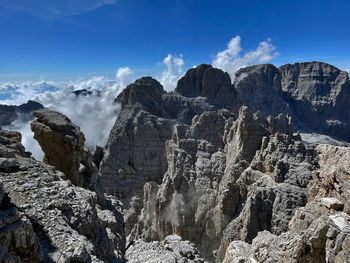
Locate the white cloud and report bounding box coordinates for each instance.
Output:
[1,68,134,160]
[0,81,61,105]
[116,67,134,89]
[2,0,118,18]
[4,116,45,161]
[158,54,185,91]
[212,36,279,81]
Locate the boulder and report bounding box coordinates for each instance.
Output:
[31,109,97,189]
[321,197,344,210]
[0,157,19,172]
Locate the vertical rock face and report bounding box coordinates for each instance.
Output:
[280,62,350,139]
[235,61,350,140]
[31,109,97,190]
[98,77,214,204]
[234,64,290,117]
[129,106,317,261]
[0,127,125,262]
[176,64,241,111]
[98,78,177,202]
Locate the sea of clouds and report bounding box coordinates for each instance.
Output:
[0,36,279,160]
[1,67,136,160]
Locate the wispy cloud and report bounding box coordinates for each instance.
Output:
[158,54,184,91]
[212,36,279,81]
[1,0,118,18]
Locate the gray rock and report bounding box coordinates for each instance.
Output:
[129,107,316,262]
[98,77,213,205]
[175,64,241,111]
[234,64,290,117]
[0,128,28,157]
[321,197,344,210]
[31,109,97,190]
[309,145,350,214]
[223,143,350,263]
[0,158,19,172]
[126,235,208,263]
[0,181,44,263]
[0,128,125,262]
[234,62,350,141]
[0,145,16,158]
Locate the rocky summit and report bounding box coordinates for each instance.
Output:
[1,61,350,262]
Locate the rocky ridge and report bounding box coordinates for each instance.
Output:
[96,61,350,262]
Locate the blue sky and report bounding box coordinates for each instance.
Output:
[0,0,349,81]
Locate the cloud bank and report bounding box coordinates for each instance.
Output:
[2,0,118,18]
[212,36,279,81]
[1,68,134,160]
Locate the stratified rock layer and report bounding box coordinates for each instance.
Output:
[235,62,350,140]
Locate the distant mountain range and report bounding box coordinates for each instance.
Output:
[0,100,44,126]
